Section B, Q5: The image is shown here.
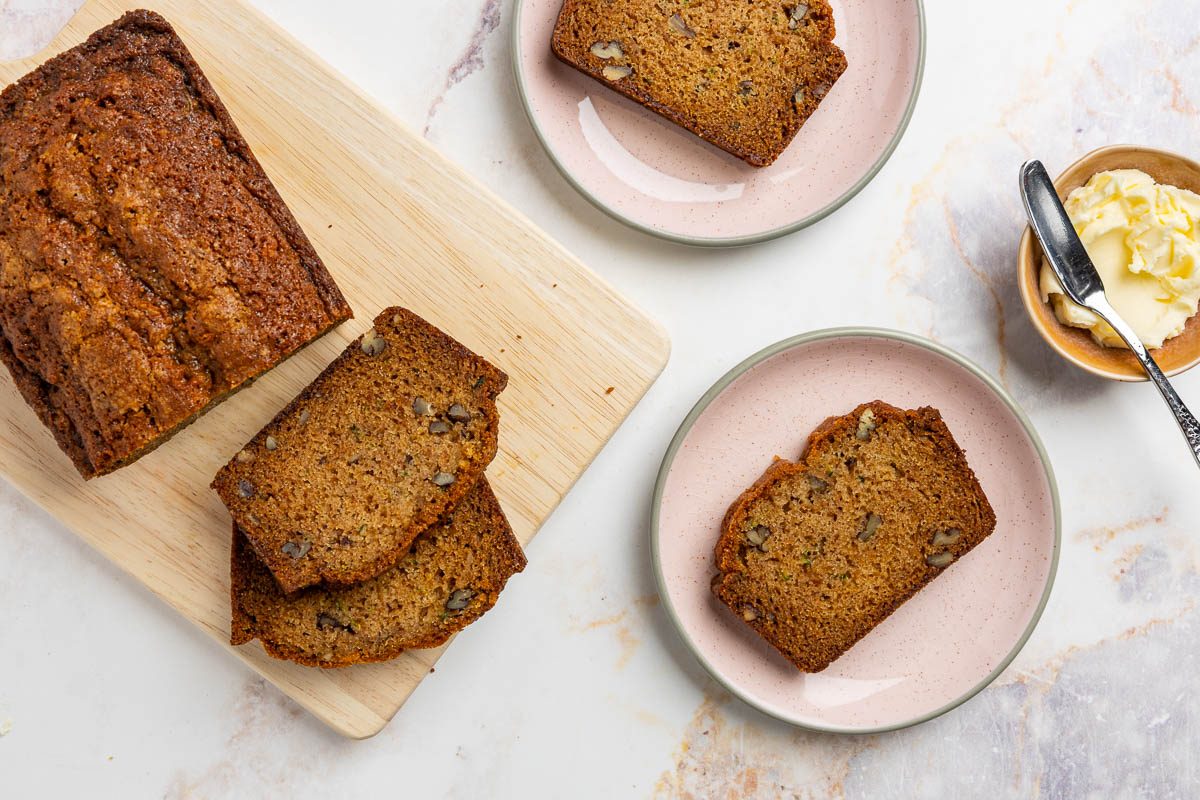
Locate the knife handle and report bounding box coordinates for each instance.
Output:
[1090,293,1200,467]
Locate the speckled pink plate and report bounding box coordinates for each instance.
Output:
[513,0,925,246]
[652,329,1060,732]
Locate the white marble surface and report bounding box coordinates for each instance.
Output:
[2,0,1199,796]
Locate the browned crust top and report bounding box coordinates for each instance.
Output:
[0,10,351,478]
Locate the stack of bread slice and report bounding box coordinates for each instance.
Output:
[212,307,525,667]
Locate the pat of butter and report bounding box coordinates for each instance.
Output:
[1039,168,1200,349]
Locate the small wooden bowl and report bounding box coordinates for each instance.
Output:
[1017,145,1200,381]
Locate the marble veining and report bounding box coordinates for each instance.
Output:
[3,0,1200,797]
[423,0,502,136]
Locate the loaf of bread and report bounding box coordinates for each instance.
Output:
[231,478,526,668]
[551,0,848,167]
[0,10,352,478]
[212,307,507,594]
[712,402,996,672]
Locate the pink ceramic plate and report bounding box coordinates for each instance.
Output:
[513,0,925,246]
[652,330,1059,732]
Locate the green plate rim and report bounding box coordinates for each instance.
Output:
[649,327,1062,733]
[510,0,927,248]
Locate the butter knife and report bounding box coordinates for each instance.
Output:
[1020,159,1200,468]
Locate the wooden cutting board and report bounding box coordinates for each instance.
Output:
[0,0,669,738]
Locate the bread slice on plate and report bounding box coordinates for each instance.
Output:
[712,401,996,672]
[231,479,526,668]
[551,0,848,167]
[212,307,507,594]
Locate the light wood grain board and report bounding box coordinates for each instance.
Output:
[0,0,669,738]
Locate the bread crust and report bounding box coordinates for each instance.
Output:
[712,401,997,672]
[0,10,351,478]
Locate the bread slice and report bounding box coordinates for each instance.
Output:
[231,478,526,668]
[212,307,507,594]
[551,0,848,167]
[712,401,996,672]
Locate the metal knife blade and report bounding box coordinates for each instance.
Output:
[1019,159,1105,307]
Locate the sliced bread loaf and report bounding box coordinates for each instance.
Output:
[212,307,507,594]
[551,0,848,166]
[231,478,526,667]
[712,401,996,672]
